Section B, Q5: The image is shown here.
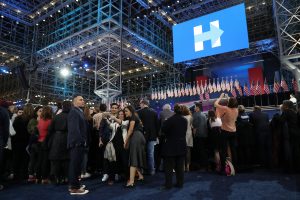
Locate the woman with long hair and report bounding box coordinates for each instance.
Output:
[27,106,43,182]
[214,93,238,174]
[48,101,72,184]
[207,109,222,172]
[123,105,145,187]
[12,104,35,180]
[181,105,193,172]
[36,106,53,183]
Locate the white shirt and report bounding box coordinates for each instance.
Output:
[209,118,222,128]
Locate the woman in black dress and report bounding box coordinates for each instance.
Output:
[123,105,146,187]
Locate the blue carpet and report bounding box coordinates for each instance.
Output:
[0,171,299,200]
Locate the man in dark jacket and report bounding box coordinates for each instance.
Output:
[67,96,89,195]
[161,104,187,189]
[0,101,10,190]
[137,99,159,175]
[249,106,271,168]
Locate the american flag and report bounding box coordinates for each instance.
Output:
[212,79,217,93]
[221,78,226,91]
[205,92,210,100]
[237,85,243,96]
[231,87,237,97]
[199,93,204,102]
[196,81,201,95]
[217,78,221,92]
[226,78,231,91]
[250,81,255,96]
[174,86,178,97]
[292,78,299,92]
[264,78,270,95]
[244,84,250,96]
[273,79,280,93]
[193,82,197,95]
[181,83,185,96]
[154,89,158,99]
[151,90,155,100]
[188,83,193,96]
[280,76,289,92]
[256,80,262,95]
[177,84,181,97]
[184,83,189,96]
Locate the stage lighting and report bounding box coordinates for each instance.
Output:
[60,68,71,77]
[84,63,88,68]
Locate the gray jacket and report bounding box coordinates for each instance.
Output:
[192,111,207,138]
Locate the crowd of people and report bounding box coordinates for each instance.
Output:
[0,93,299,195]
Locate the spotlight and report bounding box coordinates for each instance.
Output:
[84,63,88,68]
[60,68,71,77]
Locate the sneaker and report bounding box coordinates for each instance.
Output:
[68,185,86,192]
[101,174,109,182]
[81,173,91,179]
[69,188,89,195]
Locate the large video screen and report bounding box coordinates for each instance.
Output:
[173,3,249,63]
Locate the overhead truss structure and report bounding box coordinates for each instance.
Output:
[0,0,282,102]
[273,0,300,85]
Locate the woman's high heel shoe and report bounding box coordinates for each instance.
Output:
[125,183,135,188]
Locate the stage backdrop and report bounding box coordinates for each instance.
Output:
[248,67,264,94]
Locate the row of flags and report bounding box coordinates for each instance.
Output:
[151,77,299,101]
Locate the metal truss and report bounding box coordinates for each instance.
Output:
[0,0,287,101]
[273,0,300,83]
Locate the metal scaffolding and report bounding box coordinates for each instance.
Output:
[0,0,284,102]
[273,0,300,85]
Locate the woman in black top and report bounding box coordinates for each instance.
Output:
[124,105,146,187]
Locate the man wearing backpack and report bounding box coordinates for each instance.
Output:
[99,103,119,182]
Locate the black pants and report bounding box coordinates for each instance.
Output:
[36,143,49,180]
[0,146,4,184]
[28,143,39,176]
[51,160,69,181]
[69,147,85,189]
[219,130,237,172]
[163,156,185,188]
[192,137,208,168]
[12,143,29,180]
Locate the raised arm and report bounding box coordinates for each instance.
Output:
[214,93,226,108]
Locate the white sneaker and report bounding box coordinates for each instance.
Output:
[69,189,89,195]
[81,173,91,179]
[101,174,109,182]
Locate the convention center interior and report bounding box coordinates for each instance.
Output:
[0,0,300,199]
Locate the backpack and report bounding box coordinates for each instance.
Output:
[99,119,112,143]
[225,158,235,176]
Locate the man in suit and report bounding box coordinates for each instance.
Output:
[137,99,159,175]
[249,106,271,168]
[67,95,89,195]
[161,104,187,189]
[0,100,10,191]
[156,104,174,171]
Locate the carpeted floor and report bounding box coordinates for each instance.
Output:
[0,170,299,200]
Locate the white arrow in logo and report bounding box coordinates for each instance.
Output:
[194,20,224,52]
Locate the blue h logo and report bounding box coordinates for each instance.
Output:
[193,20,224,52]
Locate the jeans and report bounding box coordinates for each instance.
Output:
[147,141,156,174]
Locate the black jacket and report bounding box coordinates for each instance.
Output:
[249,111,270,137]
[0,106,9,147]
[47,111,69,160]
[67,107,87,148]
[137,107,159,141]
[161,114,187,157]
[12,116,30,148]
